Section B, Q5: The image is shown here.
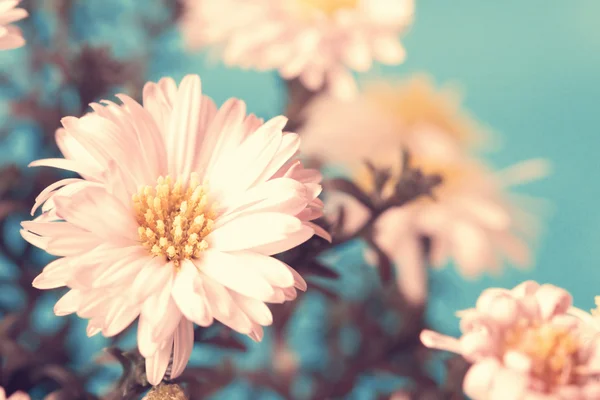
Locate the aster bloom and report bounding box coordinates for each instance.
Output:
[181,0,414,99]
[21,74,328,385]
[0,388,29,400]
[300,75,491,167]
[0,0,27,50]
[328,155,548,305]
[420,281,600,399]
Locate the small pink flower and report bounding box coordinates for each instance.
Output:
[21,74,329,385]
[181,0,414,99]
[0,387,29,400]
[421,281,600,399]
[0,0,27,50]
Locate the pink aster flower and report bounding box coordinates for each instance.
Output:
[20,74,329,385]
[328,156,548,305]
[420,281,600,399]
[181,0,414,99]
[0,388,29,400]
[0,0,27,50]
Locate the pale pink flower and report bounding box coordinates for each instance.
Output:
[0,388,29,400]
[181,0,414,99]
[21,74,329,385]
[300,75,492,167]
[327,156,549,305]
[420,281,600,400]
[0,0,27,50]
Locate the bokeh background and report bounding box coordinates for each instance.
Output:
[1,0,600,398]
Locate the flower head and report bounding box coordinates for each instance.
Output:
[305,75,547,302]
[181,0,414,99]
[328,155,548,305]
[300,75,490,168]
[0,0,27,50]
[21,74,328,385]
[421,281,600,399]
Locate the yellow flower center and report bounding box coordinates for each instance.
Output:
[503,319,581,389]
[133,173,215,268]
[364,76,485,147]
[146,384,188,400]
[295,0,358,17]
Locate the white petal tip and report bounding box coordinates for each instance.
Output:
[419,330,438,348]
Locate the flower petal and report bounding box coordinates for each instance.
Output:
[166,75,202,180]
[171,261,212,326]
[145,337,173,386]
[208,115,285,196]
[170,319,194,379]
[207,212,305,253]
[197,250,275,301]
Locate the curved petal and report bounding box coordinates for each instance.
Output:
[138,314,159,358]
[130,257,172,303]
[245,224,314,256]
[172,261,212,326]
[231,292,273,326]
[462,359,501,400]
[145,337,173,386]
[54,289,81,316]
[170,319,194,379]
[166,75,202,180]
[228,251,294,288]
[207,212,305,253]
[196,250,275,301]
[201,277,253,334]
[53,187,138,243]
[28,158,102,181]
[208,115,285,196]
[103,301,140,337]
[197,98,247,179]
[216,178,309,226]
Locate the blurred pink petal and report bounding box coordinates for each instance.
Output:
[0,0,27,50]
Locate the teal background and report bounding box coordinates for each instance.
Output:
[1,0,600,398]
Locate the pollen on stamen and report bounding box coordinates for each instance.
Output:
[297,0,358,16]
[503,319,581,390]
[133,173,216,269]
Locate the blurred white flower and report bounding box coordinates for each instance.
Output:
[300,74,491,168]
[303,75,547,304]
[181,0,414,99]
[328,155,549,305]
